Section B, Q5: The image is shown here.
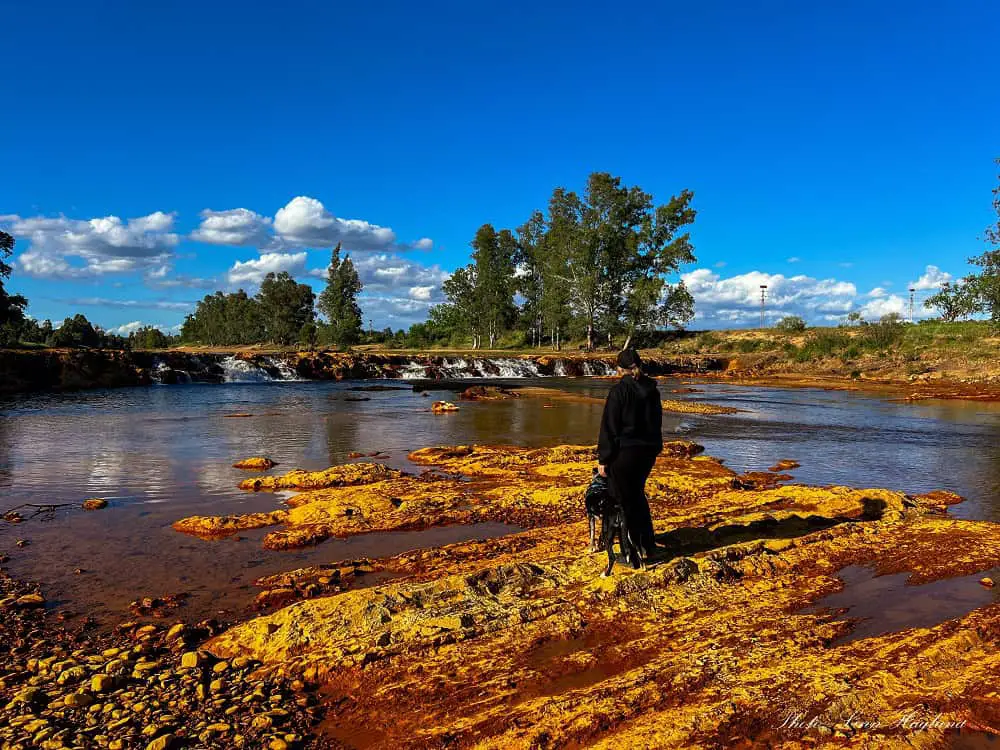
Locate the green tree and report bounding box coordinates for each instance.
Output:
[0,230,28,345]
[437,265,481,347]
[181,290,264,345]
[257,272,316,345]
[775,315,807,332]
[629,187,697,334]
[515,210,546,347]
[128,325,171,349]
[317,244,364,348]
[541,187,585,349]
[924,281,979,322]
[463,224,517,348]
[534,174,697,349]
[49,314,101,348]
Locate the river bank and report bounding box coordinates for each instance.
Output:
[4,435,1000,747]
[5,341,1000,404]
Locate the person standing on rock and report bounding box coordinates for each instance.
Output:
[597,348,663,563]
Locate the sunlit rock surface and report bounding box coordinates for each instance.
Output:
[193,443,1000,747]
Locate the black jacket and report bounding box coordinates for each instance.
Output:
[597,374,663,465]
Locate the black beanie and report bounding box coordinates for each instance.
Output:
[617,348,642,369]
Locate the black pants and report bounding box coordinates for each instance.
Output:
[607,448,657,557]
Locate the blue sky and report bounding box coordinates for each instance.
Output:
[2,0,998,333]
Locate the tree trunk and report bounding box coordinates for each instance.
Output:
[586,322,593,352]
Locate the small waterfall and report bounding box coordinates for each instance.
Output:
[151,358,192,385]
[581,360,614,376]
[262,356,303,381]
[399,361,431,379]
[489,358,541,378]
[220,356,274,383]
[397,357,544,379]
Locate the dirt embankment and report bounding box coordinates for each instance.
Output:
[659,322,1000,401]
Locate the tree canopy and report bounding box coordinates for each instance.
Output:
[0,230,28,345]
[433,172,697,350]
[317,244,364,348]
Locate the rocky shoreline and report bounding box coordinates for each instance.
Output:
[0,570,323,750]
[6,440,997,747]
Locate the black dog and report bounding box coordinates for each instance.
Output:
[584,469,642,576]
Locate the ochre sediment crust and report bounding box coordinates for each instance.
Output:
[171,443,999,747]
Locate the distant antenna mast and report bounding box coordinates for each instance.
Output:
[908,288,915,323]
[759,285,768,328]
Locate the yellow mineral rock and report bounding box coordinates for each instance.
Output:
[181,440,1000,748]
[232,457,276,471]
[238,462,400,491]
[661,398,742,415]
[431,401,459,413]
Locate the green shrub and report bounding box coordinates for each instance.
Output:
[695,332,722,351]
[775,315,807,332]
[860,316,905,350]
[794,330,851,361]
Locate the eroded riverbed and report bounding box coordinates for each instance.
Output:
[2,377,1000,747]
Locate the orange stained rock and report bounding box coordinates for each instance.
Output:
[180,440,1000,747]
[237,462,400,491]
[232,456,277,470]
[211,512,1000,749]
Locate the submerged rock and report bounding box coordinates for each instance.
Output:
[768,459,801,472]
[460,386,519,401]
[82,498,108,510]
[232,457,277,471]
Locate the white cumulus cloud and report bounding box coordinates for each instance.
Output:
[909,264,952,291]
[681,268,857,325]
[681,268,858,323]
[190,208,272,246]
[188,197,432,255]
[858,295,907,320]
[273,196,397,250]
[226,251,308,286]
[408,285,434,301]
[110,321,145,336]
[307,252,450,328]
[5,211,180,280]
